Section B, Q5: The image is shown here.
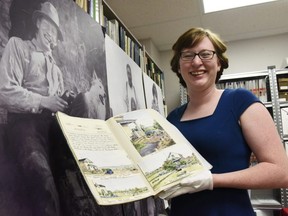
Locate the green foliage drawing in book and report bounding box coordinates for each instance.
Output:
[56,109,212,205]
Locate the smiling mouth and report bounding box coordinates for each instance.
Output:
[190,71,205,76]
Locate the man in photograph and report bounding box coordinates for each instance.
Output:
[0,2,66,215]
[124,63,139,111]
[151,83,160,113]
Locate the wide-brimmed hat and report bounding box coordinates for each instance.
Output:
[32,2,63,41]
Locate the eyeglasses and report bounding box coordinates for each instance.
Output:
[180,50,216,61]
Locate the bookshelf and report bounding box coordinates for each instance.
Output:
[101,0,166,114]
[217,70,269,103]
[180,66,288,214]
[102,0,142,67]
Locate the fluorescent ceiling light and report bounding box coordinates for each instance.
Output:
[203,0,277,13]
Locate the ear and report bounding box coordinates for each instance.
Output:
[217,60,221,72]
[92,70,98,80]
[36,19,40,29]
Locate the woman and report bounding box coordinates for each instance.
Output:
[160,27,288,215]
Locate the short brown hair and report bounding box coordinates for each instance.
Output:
[170,27,229,87]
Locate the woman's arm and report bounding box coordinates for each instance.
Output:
[213,102,288,189]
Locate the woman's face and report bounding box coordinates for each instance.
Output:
[179,36,221,92]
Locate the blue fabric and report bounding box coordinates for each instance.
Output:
[167,88,261,216]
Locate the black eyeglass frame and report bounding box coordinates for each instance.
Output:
[180,50,216,61]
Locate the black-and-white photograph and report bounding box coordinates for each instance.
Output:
[105,36,146,116]
[0,0,115,215]
[0,0,111,121]
[143,73,165,117]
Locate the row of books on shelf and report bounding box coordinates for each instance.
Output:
[277,75,288,101]
[144,56,165,94]
[278,76,288,91]
[74,0,102,23]
[217,78,268,102]
[102,19,165,94]
[103,18,141,66]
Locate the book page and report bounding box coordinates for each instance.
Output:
[56,112,154,205]
[107,109,212,194]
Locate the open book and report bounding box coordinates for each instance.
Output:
[56,109,212,205]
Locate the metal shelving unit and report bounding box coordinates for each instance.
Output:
[267,66,288,210]
[268,66,288,209]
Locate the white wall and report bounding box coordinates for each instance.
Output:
[160,33,288,114]
[160,51,180,113]
[225,33,288,74]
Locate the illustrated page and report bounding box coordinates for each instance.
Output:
[56,112,153,205]
[108,109,212,193]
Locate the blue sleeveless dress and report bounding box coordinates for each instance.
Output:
[167,88,260,216]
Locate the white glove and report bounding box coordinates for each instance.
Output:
[158,170,213,200]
